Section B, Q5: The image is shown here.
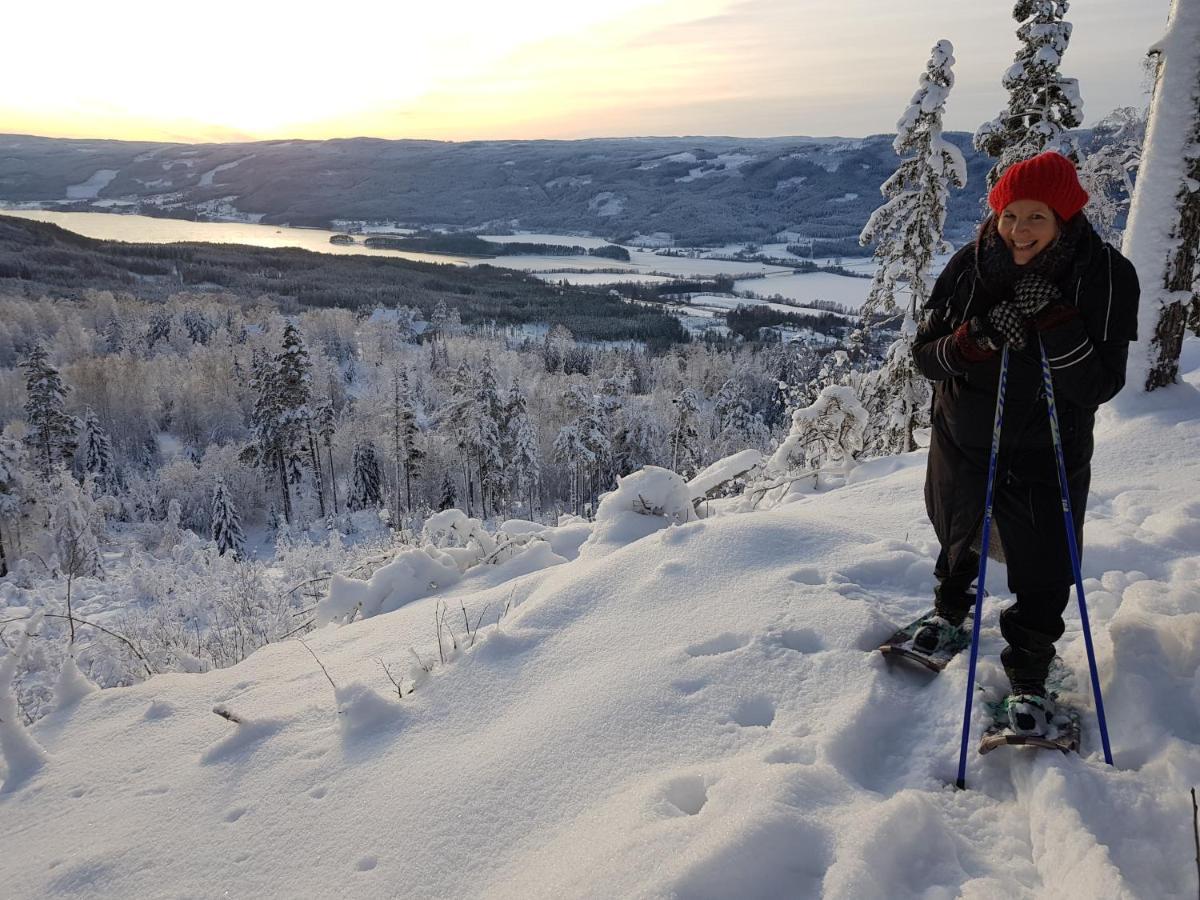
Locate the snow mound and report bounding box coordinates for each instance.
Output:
[585,466,695,554]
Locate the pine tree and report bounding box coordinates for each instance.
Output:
[444,361,478,516]
[79,408,116,494]
[438,470,458,511]
[553,423,592,517]
[242,348,292,525]
[349,440,384,511]
[316,401,339,515]
[391,369,423,513]
[474,355,505,515]
[21,345,78,482]
[1124,0,1200,391]
[974,1,1083,188]
[668,388,702,478]
[856,40,961,455]
[860,39,967,321]
[211,476,246,559]
[275,322,314,519]
[505,378,541,517]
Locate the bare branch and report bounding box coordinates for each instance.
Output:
[297,637,337,691]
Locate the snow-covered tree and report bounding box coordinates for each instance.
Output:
[857,321,931,456]
[770,385,868,477]
[473,354,505,515]
[860,39,967,321]
[52,475,103,579]
[553,421,593,517]
[504,377,540,517]
[349,440,384,512]
[79,408,116,494]
[438,470,457,511]
[21,345,78,481]
[975,0,1083,188]
[316,401,339,515]
[0,437,32,577]
[211,476,246,559]
[1078,107,1147,245]
[1124,0,1200,391]
[667,388,702,478]
[390,368,423,514]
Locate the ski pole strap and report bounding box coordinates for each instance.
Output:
[1037,337,1114,766]
[957,345,1009,790]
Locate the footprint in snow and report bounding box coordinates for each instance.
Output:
[224,807,248,823]
[309,785,328,799]
[773,628,823,654]
[787,567,823,585]
[655,774,709,817]
[672,678,709,696]
[356,856,378,872]
[726,697,776,729]
[685,632,750,657]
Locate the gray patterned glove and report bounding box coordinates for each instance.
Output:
[1012,274,1061,316]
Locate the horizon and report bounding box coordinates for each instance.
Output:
[3,0,1169,144]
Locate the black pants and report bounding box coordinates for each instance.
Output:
[935,544,1070,691]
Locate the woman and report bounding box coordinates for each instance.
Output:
[910,151,1139,735]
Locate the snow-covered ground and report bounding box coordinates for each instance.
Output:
[3,342,1198,898]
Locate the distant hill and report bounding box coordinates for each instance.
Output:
[0,133,996,248]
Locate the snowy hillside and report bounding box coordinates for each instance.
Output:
[2,340,1199,899]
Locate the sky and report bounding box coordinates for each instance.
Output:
[1,0,1172,144]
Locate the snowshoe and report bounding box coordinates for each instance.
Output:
[879,605,974,673]
[979,660,1082,755]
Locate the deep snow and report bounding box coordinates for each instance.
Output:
[1,341,1199,899]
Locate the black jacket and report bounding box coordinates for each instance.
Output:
[911,221,1140,588]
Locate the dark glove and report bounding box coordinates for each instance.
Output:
[953,316,1001,361]
[986,301,1031,350]
[1012,274,1061,317]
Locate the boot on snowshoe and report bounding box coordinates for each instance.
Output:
[911,613,968,655]
[1005,692,1056,736]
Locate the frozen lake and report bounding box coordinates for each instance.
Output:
[1,208,889,307]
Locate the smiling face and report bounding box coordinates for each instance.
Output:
[997,199,1060,265]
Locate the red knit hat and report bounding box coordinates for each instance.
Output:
[987,152,1089,221]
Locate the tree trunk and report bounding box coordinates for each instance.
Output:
[276,451,292,525]
[0,525,8,578]
[1124,0,1200,391]
[325,439,339,515]
[307,423,326,519]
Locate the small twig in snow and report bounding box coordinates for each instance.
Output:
[1191,787,1199,899]
[408,647,433,673]
[297,638,337,691]
[375,658,405,699]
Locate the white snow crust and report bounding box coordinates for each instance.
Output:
[2,342,1200,898]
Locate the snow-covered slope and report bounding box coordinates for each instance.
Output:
[3,342,1199,899]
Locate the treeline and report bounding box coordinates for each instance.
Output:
[0,216,685,349]
[725,305,850,341]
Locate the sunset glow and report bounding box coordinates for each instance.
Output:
[3,0,1169,143]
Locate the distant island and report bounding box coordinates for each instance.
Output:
[362,233,631,261]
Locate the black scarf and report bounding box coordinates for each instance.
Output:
[975,213,1086,297]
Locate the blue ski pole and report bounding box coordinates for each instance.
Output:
[1037,336,1114,766]
[957,345,1010,790]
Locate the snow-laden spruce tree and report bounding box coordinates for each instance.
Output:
[857,41,965,456]
[390,368,423,515]
[79,408,116,494]
[1123,0,1200,392]
[504,377,541,517]
[860,40,967,322]
[21,345,78,482]
[349,440,384,512]
[975,0,1083,188]
[211,476,246,559]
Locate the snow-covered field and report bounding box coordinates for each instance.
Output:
[3,342,1198,898]
[736,271,874,311]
